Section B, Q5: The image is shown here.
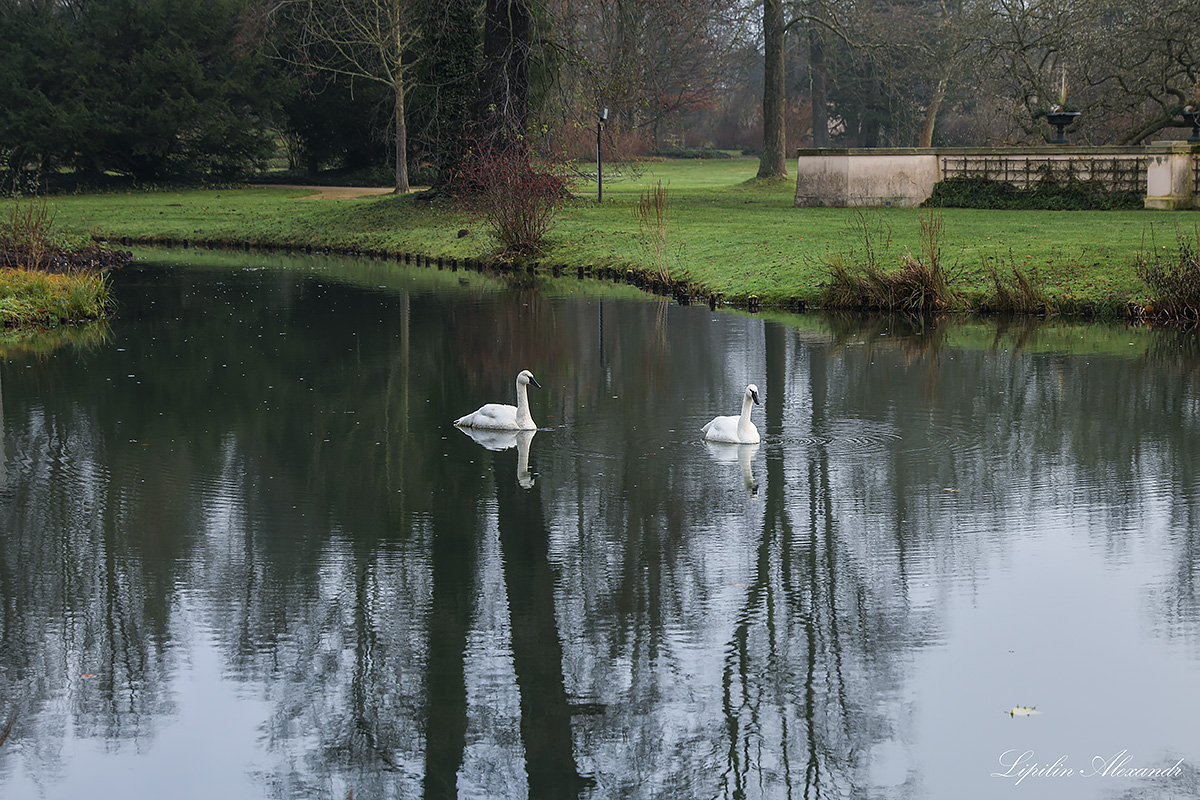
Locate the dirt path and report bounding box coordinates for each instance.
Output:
[254,184,396,200]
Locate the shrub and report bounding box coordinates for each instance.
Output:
[923,176,1142,210]
[1,196,110,272]
[648,147,733,159]
[450,138,567,257]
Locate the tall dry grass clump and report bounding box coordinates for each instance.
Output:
[2,196,57,269]
[983,253,1049,314]
[822,208,960,313]
[1135,225,1200,321]
[635,180,671,281]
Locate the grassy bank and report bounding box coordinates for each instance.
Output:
[19,157,1200,317]
[1,198,115,332]
[0,267,110,328]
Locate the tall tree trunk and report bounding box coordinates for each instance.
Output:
[423,0,480,187]
[757,0,787,177]
[808,12,829,147]
[394,76,410,193]
[919,75,948,148]
[479,0,532,145]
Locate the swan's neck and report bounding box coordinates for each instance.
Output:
[515,380,533,425]
[738,393,755,434]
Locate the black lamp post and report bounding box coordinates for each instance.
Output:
[597,107,608,203]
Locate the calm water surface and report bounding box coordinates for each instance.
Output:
[1,251,1199,799]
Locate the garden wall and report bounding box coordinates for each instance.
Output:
[794,143,1198,210]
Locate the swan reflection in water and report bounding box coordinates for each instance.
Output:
[704,441,759,495]
[456,426,538,488]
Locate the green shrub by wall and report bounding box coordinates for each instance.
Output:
[922,176,1143,211]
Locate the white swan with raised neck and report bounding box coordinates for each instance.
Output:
[702,384,761,444]
[454,370,541,430]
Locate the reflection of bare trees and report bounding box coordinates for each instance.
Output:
[0,704,16,747]
[0,400,179,774]
[719,322,905,798]
[494,450,591,797]
[1141,328,1200,656]
[5,258,1200,799]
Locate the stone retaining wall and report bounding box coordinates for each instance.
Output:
[794,143,1198,210]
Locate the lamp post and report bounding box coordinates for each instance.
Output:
[597,107,608,203]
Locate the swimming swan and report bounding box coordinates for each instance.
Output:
[702,384,761,444]
[454,370,541,430]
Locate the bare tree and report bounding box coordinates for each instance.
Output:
[806,1,831,147]
[1075,0,1200,143]
[905,1,985,147]
[262,0,421,192]
[478,0,534,145]
[978,0,1200,144]
[549,0,755,151]
[758,0,788,175]
[786,0,858,147]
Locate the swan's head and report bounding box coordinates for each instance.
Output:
[517,369,542,389]
[746,384,760,405]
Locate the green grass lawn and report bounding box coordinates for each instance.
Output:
[22,157,1200,316]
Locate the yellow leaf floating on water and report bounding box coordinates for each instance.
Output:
[1007,705,1040,717]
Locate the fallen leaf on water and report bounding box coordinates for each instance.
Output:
[1007,705,1040,717]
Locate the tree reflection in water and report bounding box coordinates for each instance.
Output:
[1,257,1199,799]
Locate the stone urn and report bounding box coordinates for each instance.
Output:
[1045,110,1081,144]
[1183,106,1200,144]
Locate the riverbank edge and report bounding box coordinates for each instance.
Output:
[102,231,1149,323]
[25,158,1182,322]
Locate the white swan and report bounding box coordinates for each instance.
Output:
[702,384,761,444]
[454,370,541,430]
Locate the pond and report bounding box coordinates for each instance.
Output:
[1,250,1199,800]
